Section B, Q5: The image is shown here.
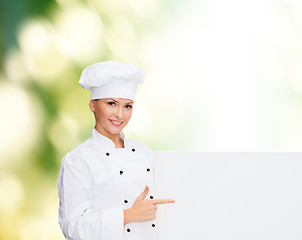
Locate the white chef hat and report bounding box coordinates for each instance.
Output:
[79,60,145,100]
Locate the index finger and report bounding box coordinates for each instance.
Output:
[152,199,175,205]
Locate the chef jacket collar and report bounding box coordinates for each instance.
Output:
[91,127,128,149]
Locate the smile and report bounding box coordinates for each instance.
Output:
[110,120,123,126]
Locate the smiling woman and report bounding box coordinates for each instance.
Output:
[57,61,174,240]
[89,98,134,148]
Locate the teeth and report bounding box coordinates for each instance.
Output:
[111,120,122,125]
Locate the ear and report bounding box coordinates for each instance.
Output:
[89,100,95,112]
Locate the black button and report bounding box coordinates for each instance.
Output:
[120,170,123,175]
[132,148,135,152]
[106,152,110,156]
[152,224,155,227]
[127,228,131,232]
[124,199,128,203]
[147,168,150,172]
[150,195,153,199]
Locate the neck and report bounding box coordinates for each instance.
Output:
[95,125,124,148]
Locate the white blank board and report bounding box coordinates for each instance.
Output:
[154,152,302,240]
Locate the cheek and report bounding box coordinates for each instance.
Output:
[125,110,133,121]
[96,105,112,120]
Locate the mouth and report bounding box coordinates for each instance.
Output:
[109,119,123,126]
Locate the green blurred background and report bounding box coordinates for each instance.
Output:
[1,0,302,239]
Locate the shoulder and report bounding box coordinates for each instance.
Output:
[58,138,95,186]
[60,137,94,166]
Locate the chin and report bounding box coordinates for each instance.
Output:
[107,126,124,135]
[109,129,121,135]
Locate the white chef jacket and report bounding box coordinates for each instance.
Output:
[57,127,156,240]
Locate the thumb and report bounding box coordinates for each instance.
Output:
[136,186,149,201]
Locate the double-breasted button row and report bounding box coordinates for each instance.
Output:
[119,168,151,175]
[123,194,153,202]
[105,148,135,157]
[123,195,153,204]
[126,223,155,233]
[105,149,151,175]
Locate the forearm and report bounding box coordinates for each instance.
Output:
[123,208,133,225]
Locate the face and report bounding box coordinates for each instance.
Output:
[89,98,134,135]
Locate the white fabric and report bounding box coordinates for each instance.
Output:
[90,79,137,100]
[79,61,145,100]
[58,127,156,240]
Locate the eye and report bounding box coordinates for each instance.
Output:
[108,101,115,106]
[125,104,133,109]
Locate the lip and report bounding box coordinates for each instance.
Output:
[110,119,123,126]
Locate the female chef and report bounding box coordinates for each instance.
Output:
[57,61,175,240]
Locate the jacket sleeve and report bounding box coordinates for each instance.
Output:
[58,154,124,240]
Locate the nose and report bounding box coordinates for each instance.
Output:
[114,106,124,119]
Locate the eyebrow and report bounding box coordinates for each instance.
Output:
[109,98,134,104]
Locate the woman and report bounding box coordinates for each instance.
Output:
[57,61,175,240]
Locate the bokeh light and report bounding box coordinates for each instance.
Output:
[0,83,42,168]
[0,174,24,213]
[53,4,105,65]
[18,18,69,82]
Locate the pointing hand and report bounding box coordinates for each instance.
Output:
[123,186,175,225]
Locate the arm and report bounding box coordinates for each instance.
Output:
[58,155,124,240]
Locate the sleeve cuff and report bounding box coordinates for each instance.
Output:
[101,208,124,240]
